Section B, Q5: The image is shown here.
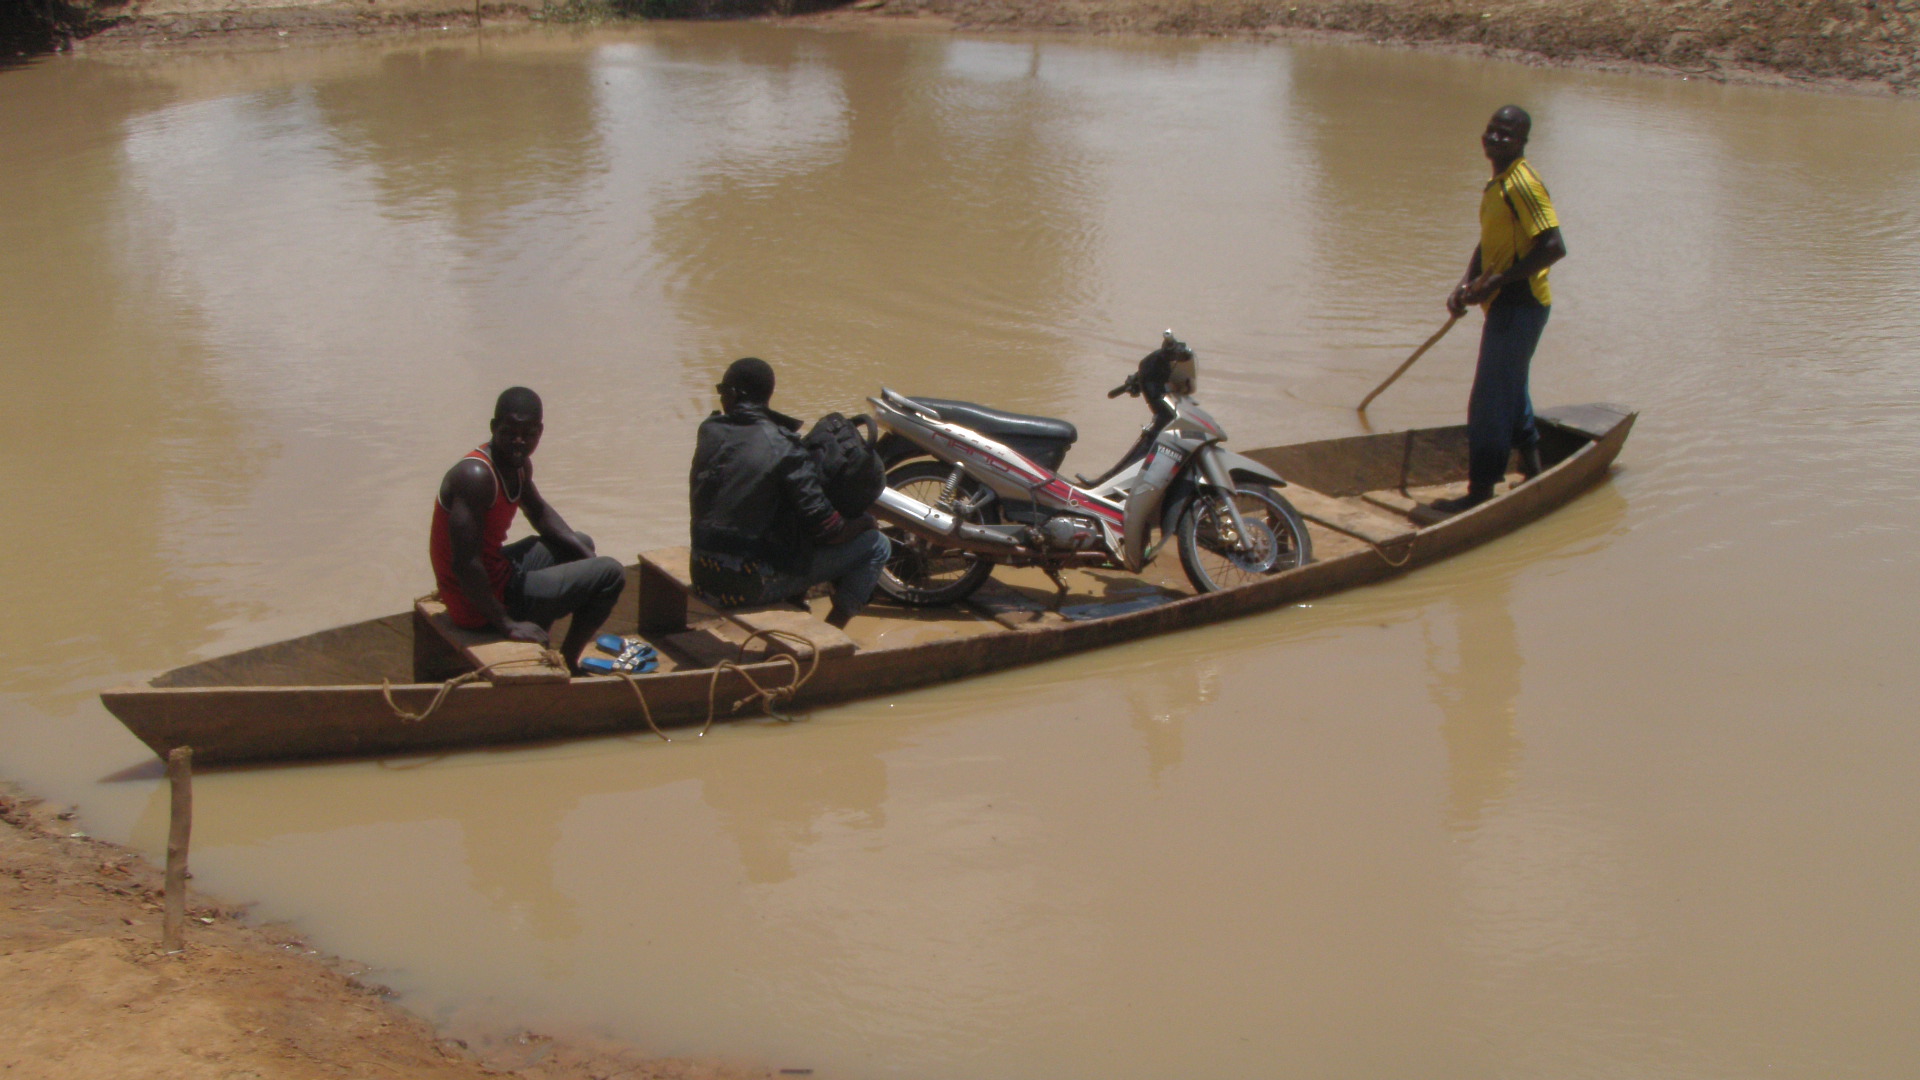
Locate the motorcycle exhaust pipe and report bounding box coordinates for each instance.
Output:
[873,487,1032,556]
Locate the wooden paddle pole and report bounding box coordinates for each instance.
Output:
[1358,315,1460,413]
[163,746,193,953]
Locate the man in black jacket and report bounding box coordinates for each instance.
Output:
[690,358,889,629]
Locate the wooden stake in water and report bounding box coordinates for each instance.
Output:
[163,746,193,953]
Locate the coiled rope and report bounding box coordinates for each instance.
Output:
[383,626,821,742]
[619,627,822,743]
[381,647,570,723]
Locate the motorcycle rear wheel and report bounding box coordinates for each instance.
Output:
[875,460,998,606]
[1176,484,1312,594]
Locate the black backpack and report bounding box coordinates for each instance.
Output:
[804,412,886,517]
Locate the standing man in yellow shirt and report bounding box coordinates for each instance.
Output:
[1434,105,1567,514]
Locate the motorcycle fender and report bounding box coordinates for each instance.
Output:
[1214,449,1287,489]
[1196,448,1259,554]
[1122,441,1185,570]
[1156,470,1198,553]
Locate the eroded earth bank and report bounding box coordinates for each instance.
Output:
[29,0,1920,93]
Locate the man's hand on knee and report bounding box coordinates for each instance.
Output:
[503,619,549,645]
[820,511,877,545]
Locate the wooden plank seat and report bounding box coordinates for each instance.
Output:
[1282,486,1418,546]
[412,597,571,685]
[637,547,858,661]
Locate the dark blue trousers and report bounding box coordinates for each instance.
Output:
[501,533,626,631]
[1467,301,1551,493]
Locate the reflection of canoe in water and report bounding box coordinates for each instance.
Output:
[101,404,1634,766]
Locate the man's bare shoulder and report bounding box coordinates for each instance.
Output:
[440,457,496,507]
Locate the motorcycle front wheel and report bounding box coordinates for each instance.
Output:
[1176,484,1313,594]
[875,460,998,606]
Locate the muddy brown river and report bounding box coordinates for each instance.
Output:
[6,22,1920,1078]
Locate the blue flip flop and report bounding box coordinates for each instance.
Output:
[580,654,658,676]
[594,634,657,662]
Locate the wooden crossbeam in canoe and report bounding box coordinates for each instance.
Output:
[637,547,857,660]
[412,597,571,685]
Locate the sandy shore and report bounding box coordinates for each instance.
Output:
[0,783,767,1080]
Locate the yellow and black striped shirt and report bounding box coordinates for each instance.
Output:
[1480,158,1559,306]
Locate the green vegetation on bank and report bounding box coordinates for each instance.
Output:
[3,0,111,55]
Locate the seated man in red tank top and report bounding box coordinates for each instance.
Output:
[429,387,626,673]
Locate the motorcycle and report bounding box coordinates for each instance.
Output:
[865,332,1312,605]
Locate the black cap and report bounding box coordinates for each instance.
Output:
[721,357,775,404]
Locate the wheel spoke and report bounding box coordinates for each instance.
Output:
[1178,485,1311,594]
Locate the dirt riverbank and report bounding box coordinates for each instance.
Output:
[0,783,766,1080]
[856,0,1918,90]
[44,0,1919,94]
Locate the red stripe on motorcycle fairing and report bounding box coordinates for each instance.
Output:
[938,431,1052,485]
[1004,453,1050,485]
[1040,479,1124,524]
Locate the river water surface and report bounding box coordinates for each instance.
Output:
[4,23,1919,1079]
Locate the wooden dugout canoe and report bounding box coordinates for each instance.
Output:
[101,404,1634,766]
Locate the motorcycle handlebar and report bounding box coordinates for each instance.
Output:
[1107,382,1131,399]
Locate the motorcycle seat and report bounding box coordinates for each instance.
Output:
[915,398,1078,446]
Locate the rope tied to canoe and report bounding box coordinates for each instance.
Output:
[708,627,822,729]
[380,647,569,723]
[1294,511,1418,569]
[617,627,822,743]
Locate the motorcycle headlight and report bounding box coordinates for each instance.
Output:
[1168,355,1196,395]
